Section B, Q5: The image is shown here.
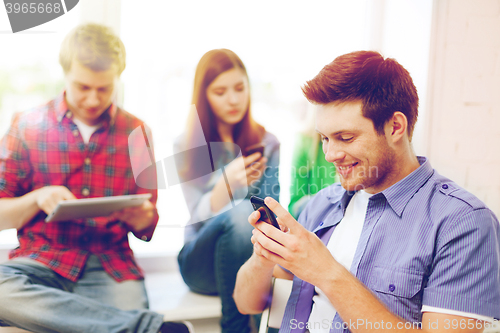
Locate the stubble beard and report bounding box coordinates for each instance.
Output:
[339,139,397,193]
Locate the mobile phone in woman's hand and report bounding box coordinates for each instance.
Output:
[243,143,265,157]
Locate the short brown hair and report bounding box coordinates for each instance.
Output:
[302,51,418,139]
[59,23,126,75]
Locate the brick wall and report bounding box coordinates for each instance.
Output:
[426,0,500,217]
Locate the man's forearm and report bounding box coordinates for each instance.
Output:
[319,265,483,333]
[0,191,40,230]
[234,253,275,315]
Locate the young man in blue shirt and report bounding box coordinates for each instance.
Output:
[234,51,500,333]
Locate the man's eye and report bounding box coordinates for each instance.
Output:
[340,137,354,142]
[321,136,328,142]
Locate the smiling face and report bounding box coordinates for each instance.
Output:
[206,67,249,129]
[64,60,118,126]
[316,100,398,194]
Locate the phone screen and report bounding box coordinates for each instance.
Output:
[250,196,280,229]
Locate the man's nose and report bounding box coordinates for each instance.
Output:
[324,141,345,163]
[86,90,100,107]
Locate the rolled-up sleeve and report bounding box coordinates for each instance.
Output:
[0,114,32,198]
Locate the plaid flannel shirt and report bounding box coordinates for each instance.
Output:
[0,92,159,282]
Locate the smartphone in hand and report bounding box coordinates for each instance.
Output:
[250,195,280,230]
[243,143,265,157]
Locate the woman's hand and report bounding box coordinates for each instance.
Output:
[210,152,267,213]
[225,152,267,189]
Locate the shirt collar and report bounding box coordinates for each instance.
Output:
[323,184,355,212]
[380,156,434,217]
[312,186,354,233]
[54,91,117,126]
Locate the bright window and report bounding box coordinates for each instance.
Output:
[119,0,372,255]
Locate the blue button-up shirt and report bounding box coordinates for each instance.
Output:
[281,157,500,333]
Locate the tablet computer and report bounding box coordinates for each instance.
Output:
[45,193,152,222]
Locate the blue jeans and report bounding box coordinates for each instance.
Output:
[178,200,255,333]
[0,255,164,333]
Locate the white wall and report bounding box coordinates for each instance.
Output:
[365,0,434,156]
[426,0,500,217]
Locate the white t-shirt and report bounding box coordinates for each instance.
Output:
[308,190,373,333]
[73,118,100,144]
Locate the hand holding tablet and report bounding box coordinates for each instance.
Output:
[45,194,152,222]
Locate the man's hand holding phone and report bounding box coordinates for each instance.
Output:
[248,197,338,288]
[250,195,281,229]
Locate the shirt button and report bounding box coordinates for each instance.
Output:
[72,129,79,137]
[389,284,396,292]
[84,158,91,165]
[141,235,148,241]
[442,184,448,189]
[319,222,324,226]
[66,111,73,118]
[82,188,90,196]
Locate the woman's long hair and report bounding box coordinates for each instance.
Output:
[181,49,266,180]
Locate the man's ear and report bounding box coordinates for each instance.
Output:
[384,112,408,144]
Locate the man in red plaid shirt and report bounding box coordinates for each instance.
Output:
[0,24,192,333]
